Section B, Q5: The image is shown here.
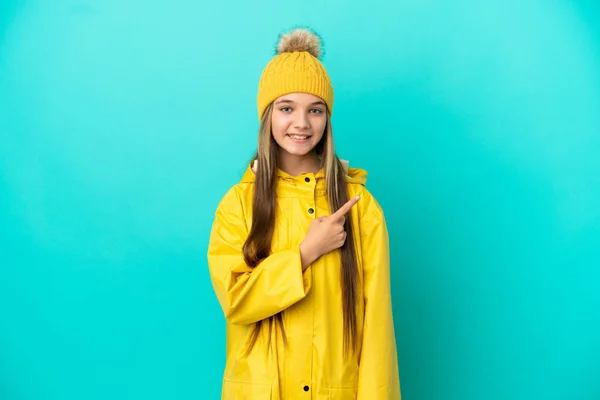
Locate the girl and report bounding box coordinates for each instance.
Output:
[207,27,401,400]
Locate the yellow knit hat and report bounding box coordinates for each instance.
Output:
[257,27,334,120]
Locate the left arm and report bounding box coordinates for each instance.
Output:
[356,208,401,399]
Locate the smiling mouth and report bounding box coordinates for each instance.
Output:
[287,134,311,140]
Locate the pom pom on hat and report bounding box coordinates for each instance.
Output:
[276,28,323,59]
[257,27,334,120]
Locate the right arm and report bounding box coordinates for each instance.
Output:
[207,188,312,325]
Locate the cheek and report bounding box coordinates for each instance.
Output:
[314,117,327,136]
[271,115,290,135]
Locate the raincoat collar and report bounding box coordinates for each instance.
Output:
[240,159,367,186]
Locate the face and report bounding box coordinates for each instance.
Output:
[270,92,327,158]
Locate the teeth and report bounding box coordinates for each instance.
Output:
[289,135,309,139]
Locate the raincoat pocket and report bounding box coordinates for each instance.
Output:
[222,380,272,400]
[328,387,358,400]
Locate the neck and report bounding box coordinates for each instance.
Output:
[278,152,320,176]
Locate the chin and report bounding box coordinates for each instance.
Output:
[282,148,314,156]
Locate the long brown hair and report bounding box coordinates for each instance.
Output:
[242,102,359,356]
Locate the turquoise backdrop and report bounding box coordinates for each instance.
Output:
[1,0,599,399]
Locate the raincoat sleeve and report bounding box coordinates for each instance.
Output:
[357,206,401,399]
[207,187,312,325]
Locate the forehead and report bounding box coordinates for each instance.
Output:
[274,92,325,105]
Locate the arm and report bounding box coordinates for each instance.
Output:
[207,188,312,325]
[357,209,401,399]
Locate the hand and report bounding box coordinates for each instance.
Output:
[300,196,360,270]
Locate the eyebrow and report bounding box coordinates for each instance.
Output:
[275,99,327,107]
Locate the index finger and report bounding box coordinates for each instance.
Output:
[331,196,360,220]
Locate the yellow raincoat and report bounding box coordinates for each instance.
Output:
[207,162,401,399]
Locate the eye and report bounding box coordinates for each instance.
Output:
[280,106,292,112]
[310,108,324,114]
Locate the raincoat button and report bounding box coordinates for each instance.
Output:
[305,177,310,182]
[308,208,314,214]
[303,385,310,391]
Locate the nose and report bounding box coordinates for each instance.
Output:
[293,112,310,129]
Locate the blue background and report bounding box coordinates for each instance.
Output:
[1,0,599,399]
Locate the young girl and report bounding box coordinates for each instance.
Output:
[207,27,401,400]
